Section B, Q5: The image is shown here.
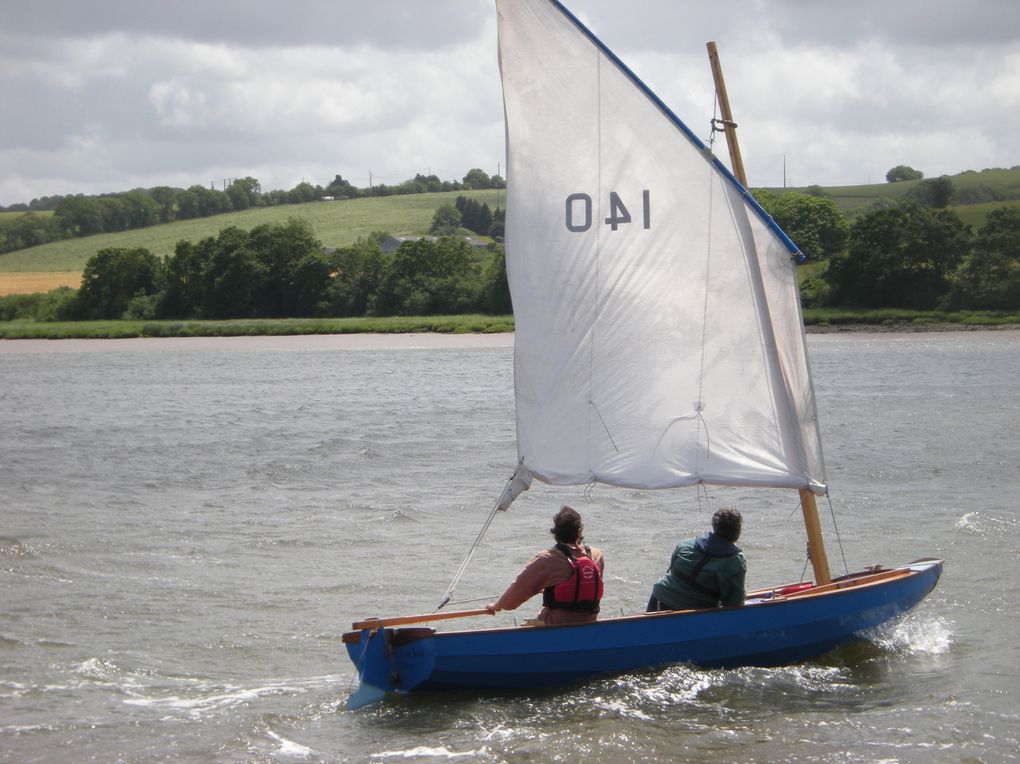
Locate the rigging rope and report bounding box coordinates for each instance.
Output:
[825,492,850,576]
[708,92,720,150]
[434,471,516,611]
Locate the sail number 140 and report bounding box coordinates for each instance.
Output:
[565,190,650,232]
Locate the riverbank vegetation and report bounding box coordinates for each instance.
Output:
[0,314,515,340]
[3,165,1020,336]
[2,310,1016,340]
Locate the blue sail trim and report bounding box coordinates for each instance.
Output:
[547,0,803,259]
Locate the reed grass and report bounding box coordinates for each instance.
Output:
[0,314,515,340]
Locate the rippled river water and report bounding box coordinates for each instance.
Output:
[2,331,1018,763]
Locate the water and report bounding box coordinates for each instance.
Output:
[1,331,1018,763]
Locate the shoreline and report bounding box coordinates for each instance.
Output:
[2,323,1018,353]
[0,332,517,354]
[805,322,1020,334]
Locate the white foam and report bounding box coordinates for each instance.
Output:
[877,615,954,655]
[266,730,313,758]
[955,511,1020,534]
[122,674,342,718]
[372,746,485,760]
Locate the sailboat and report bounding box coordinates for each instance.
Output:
[343,0,941,706]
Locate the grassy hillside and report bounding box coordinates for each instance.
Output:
[0,210,54,222]
[774,165,1020,218]
[4,165,1020,275]
[0,189,504,273]
[952,198,1020,229]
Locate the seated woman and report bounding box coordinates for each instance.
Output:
[486,506,604,625]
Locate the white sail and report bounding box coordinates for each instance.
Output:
[496,0,826,493]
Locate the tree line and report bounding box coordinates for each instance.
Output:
[4,175,1020,322]
[0,218,511,322]
[753,178,1020,311]
[0,169,506,255]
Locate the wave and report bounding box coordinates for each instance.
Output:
[120,673,342,719]
[955,511,1020,535]
[372,746,486,760]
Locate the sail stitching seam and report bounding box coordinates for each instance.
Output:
[589,45,602,481]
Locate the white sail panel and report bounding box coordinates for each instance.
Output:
[497,0,825,492]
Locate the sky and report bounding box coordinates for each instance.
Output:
[2,0,1019,207]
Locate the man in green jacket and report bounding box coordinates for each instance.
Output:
[647,507,746,611]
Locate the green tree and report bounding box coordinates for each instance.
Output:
[489,207,505,239]
[0,212,59,252]
[910,176,955,208]
[248,217,321,316]
[72,247,163,319]
[176,188,201,219]
[226,177,261,210]
[201,227,266,319]
[480,245,512,314]
[374,237,479,316]
[0,287,76,321]
[149,186,179,223]
[754,190,849,260]
[824,206,971,308]
[949,206,1020,310]
[455,196,494,236]
[159,238,211,318]
[463,168,492,189]
[886,165,924,182]
[120,191,160,228]
[320,238,386,316]
[324,174,358,199]
[287,182,320,203]
[430,204,462,235]
[53,195,104,236]
[191,186,232,217]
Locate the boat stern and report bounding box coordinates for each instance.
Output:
[342,627,436,708]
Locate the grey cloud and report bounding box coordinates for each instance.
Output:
[564,0,1020,53]
[5,0,490,49]
[1,0,1017,205]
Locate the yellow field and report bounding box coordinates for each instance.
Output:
[0,272,81,296]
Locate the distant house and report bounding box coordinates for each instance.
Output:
[380,235,487,254]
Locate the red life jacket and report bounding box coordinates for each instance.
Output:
[542,544,603,613]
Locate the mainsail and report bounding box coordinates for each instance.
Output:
[497,0,826,494]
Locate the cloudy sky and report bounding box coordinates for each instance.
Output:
[2,0,1018,206]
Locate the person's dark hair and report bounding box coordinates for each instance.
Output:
[712,507,742,543]
[550,506,583,544]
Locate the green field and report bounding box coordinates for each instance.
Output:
[0,210,54,222]
[952,198,1020,229]
[0,189,504,273]
[3,164,1019,275]
[768,166,1020,218]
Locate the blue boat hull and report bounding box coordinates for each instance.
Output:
[344,560,941,700]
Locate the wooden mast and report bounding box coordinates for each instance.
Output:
[705,42,746,188]
[706,41,832,586]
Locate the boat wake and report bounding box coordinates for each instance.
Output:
[122,674,341,719]
[875,615,953,656]
[64,657,342,720]
[956,510,1020,535]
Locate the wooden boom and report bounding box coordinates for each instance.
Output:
[352,608,493,630]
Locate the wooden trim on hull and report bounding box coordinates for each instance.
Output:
[342,561,942,646]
